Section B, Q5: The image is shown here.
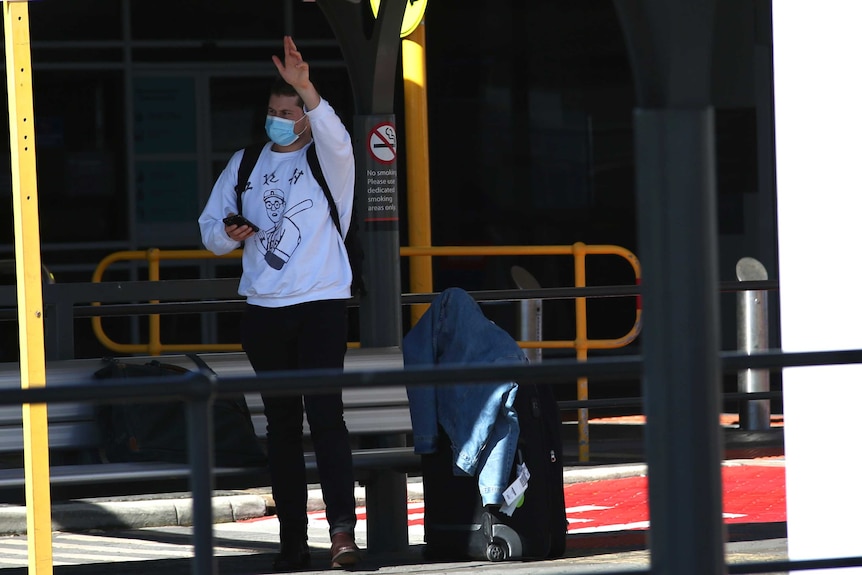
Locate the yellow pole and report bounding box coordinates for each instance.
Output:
[402,20,433,325]
[574,242,589,461]
[147,249,162,355]
[4,1,54,572]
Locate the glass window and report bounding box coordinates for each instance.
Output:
[30,71,127,243]
[133,77,197,155]
[130,0,285,41]
[29,0,123,42]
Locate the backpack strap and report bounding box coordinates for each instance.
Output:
[307,142,345,238]
[308,142,366,296]
[234,144,265,215]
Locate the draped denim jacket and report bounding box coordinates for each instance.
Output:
[403,287,525,506]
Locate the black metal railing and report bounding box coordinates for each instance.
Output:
[2,348,860,574]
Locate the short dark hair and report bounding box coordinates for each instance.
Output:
[270,76,305,108]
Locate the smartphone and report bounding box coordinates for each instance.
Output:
[222,214,260,233]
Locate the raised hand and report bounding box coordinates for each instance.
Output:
[272,35,309,89]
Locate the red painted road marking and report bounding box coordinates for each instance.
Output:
[243,464,786,537]
[564,465,785,533]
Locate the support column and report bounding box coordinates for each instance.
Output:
[634,109,725,574]
[316,0,409,554]
[614,2,725,573]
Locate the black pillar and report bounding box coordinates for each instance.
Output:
[614,2,726,574]
[316,0,409,554]
[316,0,405,346]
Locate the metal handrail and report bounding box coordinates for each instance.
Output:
[90,249,241,355]
[401,242,642,351]
[3,348,859,574]
[92,242,642,356]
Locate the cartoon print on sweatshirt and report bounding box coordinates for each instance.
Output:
[253,185,313,270]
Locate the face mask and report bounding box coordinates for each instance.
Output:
[265,114,307,146]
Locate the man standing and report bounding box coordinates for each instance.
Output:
[198,35,360,570]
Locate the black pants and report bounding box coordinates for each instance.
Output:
[241,300,356,544]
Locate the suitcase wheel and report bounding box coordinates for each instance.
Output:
[486,541,508,562]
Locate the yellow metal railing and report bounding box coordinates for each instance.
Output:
[92,242,642,460]
[91,248,242,356]
[92,243,641,353]
[401,243,642,349]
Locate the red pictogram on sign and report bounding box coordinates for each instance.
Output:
[367,122,397,164]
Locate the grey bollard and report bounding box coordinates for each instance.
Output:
[510,266,543,364]
[736,257,771,430]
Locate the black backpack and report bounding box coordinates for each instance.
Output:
[235,142,366,297]
[93,355,267,468]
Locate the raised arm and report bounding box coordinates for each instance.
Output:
[271,35,321,111]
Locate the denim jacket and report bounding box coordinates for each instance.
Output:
[404,287,525,506]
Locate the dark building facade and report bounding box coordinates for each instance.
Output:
[0,0,775,360]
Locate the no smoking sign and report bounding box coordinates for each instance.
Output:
[367,122,397,165]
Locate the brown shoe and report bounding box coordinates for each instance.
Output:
[330,531,361,568]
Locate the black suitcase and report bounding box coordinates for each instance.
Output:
[421,382,568,561]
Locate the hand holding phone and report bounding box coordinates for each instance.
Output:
[223,214,260,233]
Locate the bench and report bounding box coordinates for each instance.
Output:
[0,347,420,551]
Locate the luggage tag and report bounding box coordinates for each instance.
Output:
[500,462,530,516]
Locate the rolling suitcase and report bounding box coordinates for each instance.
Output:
[421,381,568,561]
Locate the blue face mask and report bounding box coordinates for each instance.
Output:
[265,114,307,146]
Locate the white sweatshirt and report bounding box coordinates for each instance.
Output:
[198,98,355,307]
